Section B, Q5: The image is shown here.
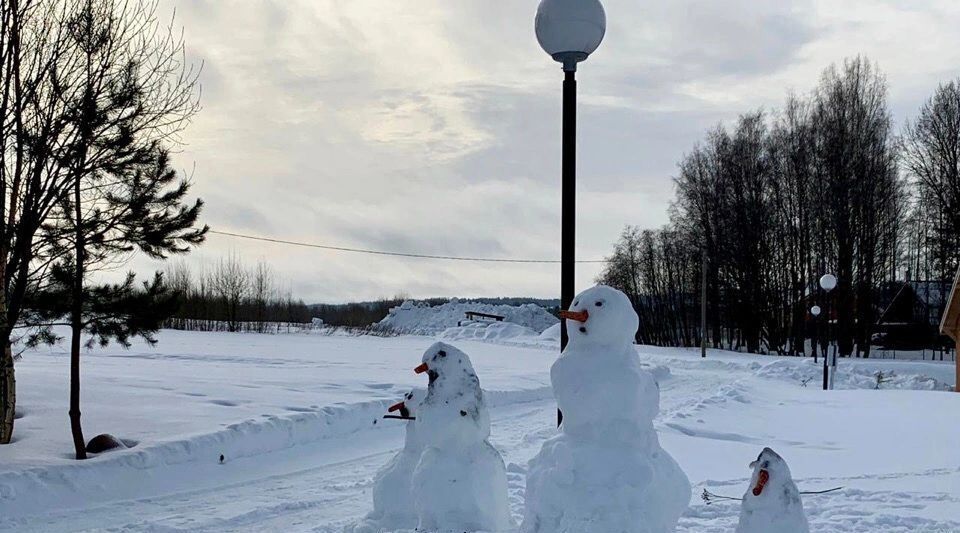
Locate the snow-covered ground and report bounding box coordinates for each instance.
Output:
[1,326,958,532]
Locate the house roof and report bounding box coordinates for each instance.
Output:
[939,267,960,341]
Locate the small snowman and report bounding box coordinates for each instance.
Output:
[523,285,690,533]
[410,342,513,532]
[347,388,426,533]
[736,448,809,533]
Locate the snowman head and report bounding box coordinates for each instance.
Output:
[413,342,476,388]
[559,285,638,348]
[746,447,793,499]
[386,387,426,419]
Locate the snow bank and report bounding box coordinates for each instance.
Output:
[440,322,541,342]
[379,300,558,335]
[755,358,954,391]
[0,384,553,523]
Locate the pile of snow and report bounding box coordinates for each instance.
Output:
[440,322,540,343]
[756,358,955,391]
[378,299,558,335]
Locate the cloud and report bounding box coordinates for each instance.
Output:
[120,0,960,303]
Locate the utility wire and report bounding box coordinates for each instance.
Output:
[208,229,607,264]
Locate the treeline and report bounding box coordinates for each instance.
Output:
[600,57,959,357]
[310,299,410,328]
[164,256,312,332]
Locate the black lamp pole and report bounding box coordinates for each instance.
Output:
[560,68,576,351]
[558,65,577,427]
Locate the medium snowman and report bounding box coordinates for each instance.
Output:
[523,285,691,533]
[411,341,513,532]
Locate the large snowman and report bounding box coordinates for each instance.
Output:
[523,285,691,533]
[347,388,426,533]
[411,342,513,532]
[736,448,809,533]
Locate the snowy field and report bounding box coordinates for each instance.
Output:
[1,327,958,532]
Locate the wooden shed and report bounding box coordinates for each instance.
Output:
[938,267,960,392]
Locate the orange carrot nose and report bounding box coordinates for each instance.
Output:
[387,401,405,413]
[752,469,770,496]
[414,362,429,374]
[559,309,589,323]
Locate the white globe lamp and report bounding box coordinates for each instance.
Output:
[819,274,837,292]
[810,305,821,317]
[535,0,606,71]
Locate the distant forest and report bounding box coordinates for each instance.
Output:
[599,56,959,358]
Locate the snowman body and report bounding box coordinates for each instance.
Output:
[411,342,512,532]
[736,448,809,533]
[523,286,690,533]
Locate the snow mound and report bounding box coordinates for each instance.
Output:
[756,358,954,391]
[440,321,540,342]
[379,300,558,335]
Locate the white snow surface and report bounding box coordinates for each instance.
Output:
[523,286,691,533]
[0,326,958,532]
[736,447,809,533]
[380,300,558,335]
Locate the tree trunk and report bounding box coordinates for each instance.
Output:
[0,341,14,444]
[70,175,86,460]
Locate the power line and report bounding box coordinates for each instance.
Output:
[208,229,607,264]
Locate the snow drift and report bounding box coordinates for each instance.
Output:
[379,299,558,335]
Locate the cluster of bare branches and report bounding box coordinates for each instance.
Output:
[600,57,958,357]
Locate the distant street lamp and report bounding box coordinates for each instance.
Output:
[536,0,606,427]
[810,305,821,365]
[819,274,838,390]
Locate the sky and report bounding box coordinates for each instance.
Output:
[130,0,960,304]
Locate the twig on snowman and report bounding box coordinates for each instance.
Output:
[701,486,843,505]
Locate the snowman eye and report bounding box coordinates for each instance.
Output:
[438,350,446,357]
[595,301,603,307]
[573,300,579,306]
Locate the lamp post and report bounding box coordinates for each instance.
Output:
[536,0,605,426]
[810,305,821,364]
[819,274,837,390]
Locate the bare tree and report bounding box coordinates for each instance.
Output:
[901,80,960,284]
[213,253,249,333]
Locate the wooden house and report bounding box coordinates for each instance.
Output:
[938,267,960,392]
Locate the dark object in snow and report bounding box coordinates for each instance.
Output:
[874,370,895,389]
[85,434,127,454]
[800,377,813,387]
[219,454,225,464]
[383,414,416,420]
[458,311,505,326]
